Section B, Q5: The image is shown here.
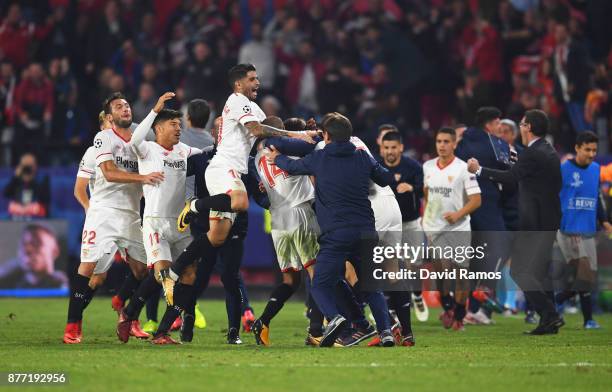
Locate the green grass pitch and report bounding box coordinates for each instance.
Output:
[0,298,611,391]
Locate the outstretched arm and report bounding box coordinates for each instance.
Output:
[245,121,317,144]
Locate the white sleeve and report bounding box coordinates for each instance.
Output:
[94,132,114,166]
[77,148,96,179]
[463,169,481,196]
[229,95,258,126]
[187,146,203,158]
[129,110,157,158]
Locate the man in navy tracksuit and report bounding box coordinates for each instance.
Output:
[266,112,396,347]
[456,107,511,322]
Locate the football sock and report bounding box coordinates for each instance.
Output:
[468,292,480,313]
[390,291,412,335]
[171,235,219,278]
[454,302,467,321]
[260,284,295,326]
[441,294,455,311]
[555,290,576,305]
[193,194,232,213]
[125,274,161,320]
[82,287,97,311]
[67,274,93,323]
[155,283,194,336]
[117,271,140,302]
[579,291,593,324]
[146,288,161,322]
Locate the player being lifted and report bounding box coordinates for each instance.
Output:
[422,127,481,331]
[251,116,322,346]
[63,93,164,344]
[168,64,313,296]
[116,92,207,344]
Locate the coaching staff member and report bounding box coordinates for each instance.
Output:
[467,109,564,335]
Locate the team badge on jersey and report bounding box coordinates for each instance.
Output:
[242,105,251,113]
[394,173,402,182]
[94,138,103,148]
[448,176,454,183]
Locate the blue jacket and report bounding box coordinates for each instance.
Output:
[274,141,394,234]
[456,127,510,230]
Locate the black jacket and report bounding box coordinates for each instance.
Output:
[480,138,561,231]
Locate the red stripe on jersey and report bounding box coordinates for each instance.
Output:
[436,156,455,170]
[96,152,112,159]
[238,113,255,121]
[112,128,131,143]
[80,168,95,174]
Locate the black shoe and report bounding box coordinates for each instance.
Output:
[350,322,377,345]
[320,315,347,347]
[333,328,358,347]
[252,319,270,346]
[180,314,194,343]
[524,316,565,335]
[227,327,243,344]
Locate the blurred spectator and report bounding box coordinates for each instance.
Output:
[182,41,217,103]
[238,22,276,93]
[4,153,50,219]
[141,62,168,96]
[0,3,52,68]
[552,22,591,133]
[132,82,156,122]
[279,40,326,116]
[0,223,67,289]
[86,1,131,73]
[111,40,143,93]
[12,63,54,162]
[260,95,282,117]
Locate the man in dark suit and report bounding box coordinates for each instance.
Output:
[467,109,564,335]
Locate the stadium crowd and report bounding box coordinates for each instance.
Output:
[1,0,612,167]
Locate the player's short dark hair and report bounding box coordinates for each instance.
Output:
[575,131,598,147]
[103,92,127,115]
[187,99,210,128]
[263,116,284,129]
[283,117,306,132]
[523,109,549,137]
[474,107,502,128]
[22,223,56,240]
[228,63,256,87]
[152,109,182,129]
[436,127,456,140]
[322,112,352,142]
[382,131,402,144]
[378,123,398,135]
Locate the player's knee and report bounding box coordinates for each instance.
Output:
[230,193,249,211]
[282,272,301,290]
[77,262,95,277]
[89,273,106,288]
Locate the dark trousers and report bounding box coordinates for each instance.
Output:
[510,231,557,322]
[312,228,390,331]
[193,235,249,331]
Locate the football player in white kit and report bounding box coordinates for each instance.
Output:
[422,127,481,332]
[117,92,206,344]
[250,117,321,346]
[63,93,164,344]
[169,64,313,294]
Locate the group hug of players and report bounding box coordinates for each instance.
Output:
[63,62,610,347]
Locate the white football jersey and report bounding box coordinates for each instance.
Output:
[254,148,315,213]
[90,129,142,211]
[77,146,96,191]
[315,136,395,200]
[209,93,266,174]
[422,157,481,232]
[135,141,200,218]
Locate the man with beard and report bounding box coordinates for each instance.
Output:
[63,92,164,344]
